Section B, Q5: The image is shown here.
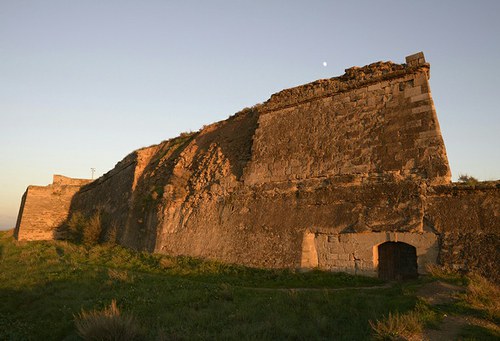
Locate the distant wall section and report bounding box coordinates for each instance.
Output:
[14,175,91,241]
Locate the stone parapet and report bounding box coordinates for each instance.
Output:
[260,53,429,114]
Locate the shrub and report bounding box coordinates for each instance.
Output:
[64,212,104,245]
[457,174,479,185]
[66,212,87,243]
[179,130,194,138]
[75,300,143,340]
[370,311,423,340]
[103,223,118,245]
[82,213,103,245]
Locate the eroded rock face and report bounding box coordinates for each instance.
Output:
[15,52,500,280]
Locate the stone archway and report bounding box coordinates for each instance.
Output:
[378,242,418,280]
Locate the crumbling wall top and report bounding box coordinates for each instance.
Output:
[52,174,92,186]
[262,52,429,113]
[405,51,427,67]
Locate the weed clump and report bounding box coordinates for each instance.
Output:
[107,268,133,283]
[75,300,143,341]
[370,311,423,340]
[103,222,118,245]
[63,212,104,246]
[66,212,87,243]
[457,174,479,185]
[82,213,102,245]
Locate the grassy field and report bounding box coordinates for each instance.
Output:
[0,230,497,340]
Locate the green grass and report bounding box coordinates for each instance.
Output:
[0,229,496,340]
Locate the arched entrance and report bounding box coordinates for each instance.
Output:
[378,242,417,280]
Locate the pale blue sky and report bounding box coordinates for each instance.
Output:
[1,0,499,229]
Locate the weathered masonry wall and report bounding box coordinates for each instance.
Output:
[425,183,500,282]
[312,231,438,277]
[14,175,91,241]
[65,110,258,252]
[14,53,499,282]
[67,146,161,248]
[155,178,432,270]
[244,53,450,186]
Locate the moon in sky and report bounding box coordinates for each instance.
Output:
[323,61,327,67]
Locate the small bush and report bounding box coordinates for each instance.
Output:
[66,212,87,243]
[370,311,423,340]
[82,213,103,245]
[458,174,479,185]
[103,223,118,245]
[75,300,143,340]
[179,130,194,138]
[64,212,104,246]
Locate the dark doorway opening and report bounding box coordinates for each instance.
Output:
[378,242,417,280]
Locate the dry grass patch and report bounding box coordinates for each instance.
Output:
[82,213,103,245]
[370,311,423,341]
[425,264,465,285]
[465,273,500,321]
[107,269,133,283]
[75,300,143,341]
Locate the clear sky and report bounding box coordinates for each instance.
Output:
[1,0,499,230]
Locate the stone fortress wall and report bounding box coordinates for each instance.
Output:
[14,175,92,241]
[244,52,449,185]
[15,53,500,281]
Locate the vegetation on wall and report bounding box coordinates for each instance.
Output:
[457,174,479,185]
[60,211,115,246]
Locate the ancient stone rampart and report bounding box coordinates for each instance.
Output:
[14,52,500,281]
[14,175,91,240]
[244,52,450,185]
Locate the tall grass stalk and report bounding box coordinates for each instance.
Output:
[370,311,423,340]
[75,300,143,341]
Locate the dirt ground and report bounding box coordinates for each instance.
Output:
[417,281,499,340]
